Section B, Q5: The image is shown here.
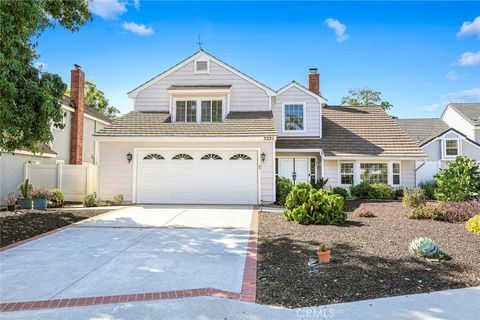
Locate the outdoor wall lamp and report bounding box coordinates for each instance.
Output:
[261,152,266,162]
[126,152,133,163]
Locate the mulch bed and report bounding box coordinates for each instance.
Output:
[256,200,480,308]
[0,208,111,248]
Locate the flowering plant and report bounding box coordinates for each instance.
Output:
[31,188,52,199]
[4,193,18,205]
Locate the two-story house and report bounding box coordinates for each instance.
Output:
[396,103,480,184]
[94,50,424,204]
[0,65,111,202]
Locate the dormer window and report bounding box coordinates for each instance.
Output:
[201,100,222,122]
[444,138,459,157]
[194,58,209,74]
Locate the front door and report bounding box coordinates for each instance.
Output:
[279,158,309,184]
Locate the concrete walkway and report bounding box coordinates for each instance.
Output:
[1,287,478,319]
[0,205,253,303]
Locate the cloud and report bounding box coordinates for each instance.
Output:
[442,87,480,101]
[458,50,480,66]
[33,61,47,70]
[325,18,349,42]
[133,0,140,9]
[89,0,127,20]
[122,21,153,36]
[457,16,480,38]
[446,71,459,80]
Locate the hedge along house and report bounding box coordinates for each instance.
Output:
[94,50,425,205]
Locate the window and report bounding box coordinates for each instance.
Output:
[172,153,193,160]
[283,103,305,131]
[201,153,222,160]
[176,100,197,122]
[360,163,388,184]
[201,100,222,122]
[340,163,354,185]
[230,154,252,160]
[310,158,316,184]
[194,59,209,74]
[393,163,400,185]
[445,139,459,157]
[143,153,164,160]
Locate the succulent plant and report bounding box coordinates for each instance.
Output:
[409,237,439,258]
[318,243,327,252]
[18,179,33,198]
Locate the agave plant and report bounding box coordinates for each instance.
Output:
[409,237,439,258]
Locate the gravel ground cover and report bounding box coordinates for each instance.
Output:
[0,208,111,247]
[256,200,480,308]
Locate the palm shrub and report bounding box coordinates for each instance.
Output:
[434,156,480,202]
[403,187,427,208]
[276,176,293,206]
[312,178,329,189]
[418,180,436,200]
[284,184,346,225]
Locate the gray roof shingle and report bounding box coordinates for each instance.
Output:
[447,103,480,127]
[62,96,112,123]
[395,118,450,145]
[277,106,426,158]
[94,111,277,137]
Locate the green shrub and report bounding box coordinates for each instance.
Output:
[18,179,33,198]
[395,188,404,199]
[109,194,124,206]
[465,214,480,236]
[350,182,395,199]
[332,187,348,199]
[434,156,480,202]
[48,189,64,208]
[284,186,346,225]
[276,177,293,206]
[403,187,427,208]
[83,193,98,207]
[311,178,329,189]
[418,180,436,200]
[408,203,447,220]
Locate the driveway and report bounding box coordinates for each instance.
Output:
[0,205,253,304]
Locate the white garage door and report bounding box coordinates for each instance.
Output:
[136,149,258,204]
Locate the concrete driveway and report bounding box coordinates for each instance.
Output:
[0,205,253,304]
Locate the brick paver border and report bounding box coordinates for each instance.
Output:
[0,207,259,312]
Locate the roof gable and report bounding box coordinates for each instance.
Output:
[128,50,276,98]
[276,81,327,104]
[441,103,480,127]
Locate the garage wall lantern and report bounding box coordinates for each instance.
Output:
[261,152,266,162]
[126,152,133,163]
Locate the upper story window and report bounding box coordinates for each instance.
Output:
[283,103,305,132]
[445,139,459,157]
[176,100,197,122]
[201,100,222,122]
[194,58,209,74]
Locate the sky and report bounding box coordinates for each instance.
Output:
[35,1,480,118]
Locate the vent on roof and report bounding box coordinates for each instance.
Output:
[194,58,209,74]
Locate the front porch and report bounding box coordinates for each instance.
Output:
[275,151,322,185]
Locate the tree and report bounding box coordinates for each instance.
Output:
[66,80,120,121]
[341,88,393,111]
[0,1,91,153]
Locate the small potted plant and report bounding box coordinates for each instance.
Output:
[18,179,33,209]
[31,188,52,211]
[317,243,331,264]
[4,193,18,212]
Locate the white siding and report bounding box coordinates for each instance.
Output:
[51,109,72,162]
[400,160,415,187]
[97,140,274,203]
[134,60,270,113]
[442,106,475,140]
[323,160,338,187]
[83,118,107,164]
[274,86,321,137]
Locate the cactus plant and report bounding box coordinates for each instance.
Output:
[18,179,33,199]
[409,237,439,258]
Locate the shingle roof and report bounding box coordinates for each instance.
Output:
[94,111,277,137]
[277,106,426,158]
[447,103,480,127]
[395,118,450,145]
[62,96,112,123]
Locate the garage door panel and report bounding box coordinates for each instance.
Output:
[136,150,258,204]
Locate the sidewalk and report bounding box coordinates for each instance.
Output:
[2,287,478,319]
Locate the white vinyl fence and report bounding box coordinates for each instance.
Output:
[25,162,97,202]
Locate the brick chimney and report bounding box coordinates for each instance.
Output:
[69,64,85,164]
[309,68,320,95]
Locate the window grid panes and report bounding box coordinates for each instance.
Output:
[284,104,304,131]
[275,158,279,176]
[360,163,388,184]
[176,100,197,122]
[196,61,208,72]
[445,140,458,156]
[393,163,400,185]
[340,163,354,185]
[201,100,222,122]
[310,158,316,184]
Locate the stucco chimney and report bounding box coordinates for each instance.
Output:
[309,68,320,95]
[69,64,85,165]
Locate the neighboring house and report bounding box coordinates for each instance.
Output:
[0,65,111,202]
[94,50,425,205]
[396,103,480,185]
